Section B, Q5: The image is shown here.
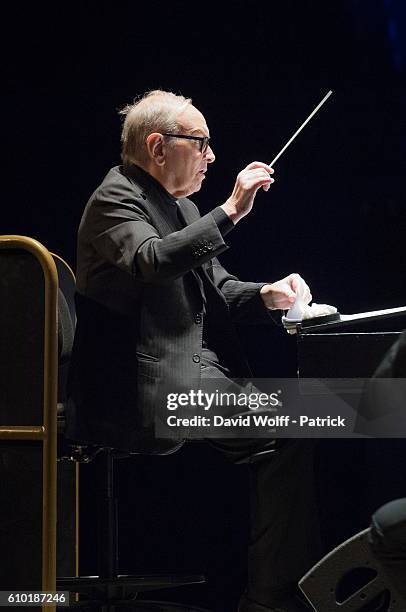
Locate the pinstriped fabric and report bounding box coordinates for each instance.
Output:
[68,164,273,452]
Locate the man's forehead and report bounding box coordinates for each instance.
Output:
[177,105,209,135]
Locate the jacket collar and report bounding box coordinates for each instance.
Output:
[123,163,178,206]
[122,163,202,239]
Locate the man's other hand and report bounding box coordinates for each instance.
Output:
[260,273,312,310]
[221,162,274,224]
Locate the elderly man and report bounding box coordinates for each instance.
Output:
[68,90,318,612]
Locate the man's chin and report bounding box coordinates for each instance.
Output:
[184,181,203,197]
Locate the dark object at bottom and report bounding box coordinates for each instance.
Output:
[115,603,210,611]
[239,591,312,611]
[59,590,209,611]
[370,498,406,600]
[299,528,406,611]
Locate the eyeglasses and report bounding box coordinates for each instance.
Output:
[162,133,211,154]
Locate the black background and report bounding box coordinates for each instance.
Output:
[5,1,406,374]
[5,1,406,609]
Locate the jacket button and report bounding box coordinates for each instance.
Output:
[192,354,201,363]
[195,313,202,324]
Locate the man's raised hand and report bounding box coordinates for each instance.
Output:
[221,162,274,224]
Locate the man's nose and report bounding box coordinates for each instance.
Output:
[205,145,215,163]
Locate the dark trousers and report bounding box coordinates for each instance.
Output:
[369,498,406,599]
[200,350,322,609]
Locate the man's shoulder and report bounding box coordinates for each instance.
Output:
[95,165,145,200]
[79,166,149,230]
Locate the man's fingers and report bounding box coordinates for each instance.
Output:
[225,162,276,224]
[288,273,301,292]
[287,273,312,305]
[273,287,296,305]
[289,274,309,294]
[263,274,313,311]
[239,167,274,180]
[239,170,275,191]
[245,161,275,174]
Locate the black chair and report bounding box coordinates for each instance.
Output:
[0,235,59,595]
[52,253,209,611]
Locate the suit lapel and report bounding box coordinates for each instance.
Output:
[142,190,180,237]
[125,165,213,301]
[126,164,182,237]
[177,198,198,226]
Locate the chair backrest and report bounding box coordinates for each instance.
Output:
[0,235,58,593]
[51,253,76,402]
[0,237,80,593]
[52,253,76,340]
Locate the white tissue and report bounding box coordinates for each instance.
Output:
[283,302,338,334]
[285,278,311,321]
[302,303,337,320]
[285,302,337,323]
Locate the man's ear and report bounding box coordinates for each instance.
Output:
[145,133,165,166]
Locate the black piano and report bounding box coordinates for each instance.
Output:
[296,310,406,553]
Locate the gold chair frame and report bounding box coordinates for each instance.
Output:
[0,235,58,610]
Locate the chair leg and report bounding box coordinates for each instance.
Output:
[96,449,119,579]
[58,449,207,610]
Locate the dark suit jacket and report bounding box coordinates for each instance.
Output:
[67,164,273,452]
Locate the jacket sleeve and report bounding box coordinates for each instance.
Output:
[210,257,275,325]
[85,184,230,284]
[135,214,229,284]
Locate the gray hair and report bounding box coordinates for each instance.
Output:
[119,90,192,166]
